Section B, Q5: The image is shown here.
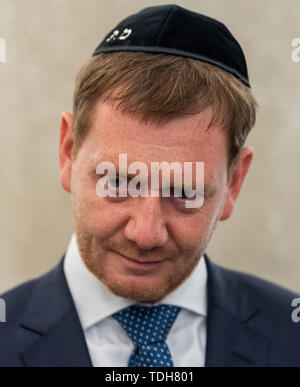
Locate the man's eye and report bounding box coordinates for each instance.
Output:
[108,176,127,188]
[109,178,119,187]
[171,187,195,200]
[179,192,196,200]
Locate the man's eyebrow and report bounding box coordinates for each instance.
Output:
[95,166,138,180]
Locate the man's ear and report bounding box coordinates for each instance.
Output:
[59,111,73,193]
[220,146,254,221]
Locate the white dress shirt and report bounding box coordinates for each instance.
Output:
[64,234,207,367]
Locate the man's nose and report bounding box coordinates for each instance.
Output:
[124,197,168,250]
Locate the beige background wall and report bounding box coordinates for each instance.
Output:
[0,0,299,294]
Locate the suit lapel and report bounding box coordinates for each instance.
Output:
[16,254,271,366]
[19,258,92,367]
[204,255,271,367]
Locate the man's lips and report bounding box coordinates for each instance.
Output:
[113,251,165,270]
[118,252,163,264]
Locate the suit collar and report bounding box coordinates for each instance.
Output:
[204,254,271,367]
[19,258,92,367]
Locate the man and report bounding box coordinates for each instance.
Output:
[1,4,300,367]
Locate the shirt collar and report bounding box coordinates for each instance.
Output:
[64,234,207,330]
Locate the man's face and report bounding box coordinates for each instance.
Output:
[60,99,252,303]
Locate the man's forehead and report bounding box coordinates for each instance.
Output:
[84,106,228,173]
[89,100,226,150]
[91,152,200,167]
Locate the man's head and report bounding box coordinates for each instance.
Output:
[59,5,257,303]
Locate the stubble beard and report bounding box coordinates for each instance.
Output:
[72,199,206,303]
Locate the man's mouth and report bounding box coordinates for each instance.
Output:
[114,251,165,270]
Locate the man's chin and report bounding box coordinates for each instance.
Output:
[101,274,173,303]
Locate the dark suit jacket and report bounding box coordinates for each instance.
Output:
[0,254,300,367]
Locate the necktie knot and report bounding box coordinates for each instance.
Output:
[112,304,180,367]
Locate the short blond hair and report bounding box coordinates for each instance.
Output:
[72,52,258,170]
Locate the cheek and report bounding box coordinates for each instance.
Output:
[71,168,101,229]
[71,172,128,237]
[171,198,224,249]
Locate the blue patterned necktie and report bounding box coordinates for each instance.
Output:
[112,304,181,367]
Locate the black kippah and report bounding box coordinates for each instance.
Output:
[93,4,250,88]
